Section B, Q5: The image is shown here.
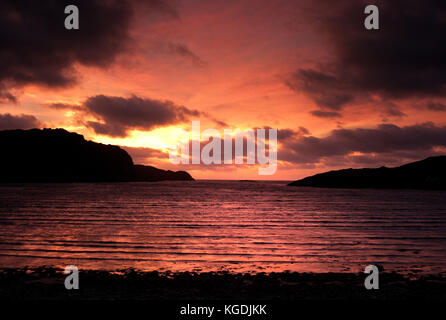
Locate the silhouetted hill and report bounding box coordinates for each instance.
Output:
[0,128,194,182]
[289,156,446,190]
[133,165,193,182]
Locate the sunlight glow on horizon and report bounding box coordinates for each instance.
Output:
[93,126,189,150]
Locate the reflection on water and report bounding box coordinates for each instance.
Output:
[0,181,445,274]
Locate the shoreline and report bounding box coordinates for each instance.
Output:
[1,267,445,300]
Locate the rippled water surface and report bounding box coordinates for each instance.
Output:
[0,181,445,274]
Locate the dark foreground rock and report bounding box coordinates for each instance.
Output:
[0,267,445,300]
[0,128,193,182]
[289,156,446,189]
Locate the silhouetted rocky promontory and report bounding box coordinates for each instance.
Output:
[289,156,446,190]
[0,128,193,182]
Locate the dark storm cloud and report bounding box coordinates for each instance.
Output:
[0,91,16,104]
[86,121,129,138]
[0,84,17,104]
[280,123,446,165]
[0,113,40,130]
[286,69,354,111]
[427,102,446,112]
[122,146,168,164]
[83,95,201,137]
[0,0,177,100]
[46,94,227,137]
[210,118,229,128]
[287,0,446,115]
[310,110,342,118]
[45,102,83,111]
[249,126,309,142]
[277,127,309,141]
[383,105,406,118]
[167,42,206,67]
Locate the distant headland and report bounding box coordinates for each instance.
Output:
[0,128,194,183]
[289,156,446,190]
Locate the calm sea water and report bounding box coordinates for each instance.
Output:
[0,181,445,274]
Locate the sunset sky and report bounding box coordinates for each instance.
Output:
[1,0,446,179]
